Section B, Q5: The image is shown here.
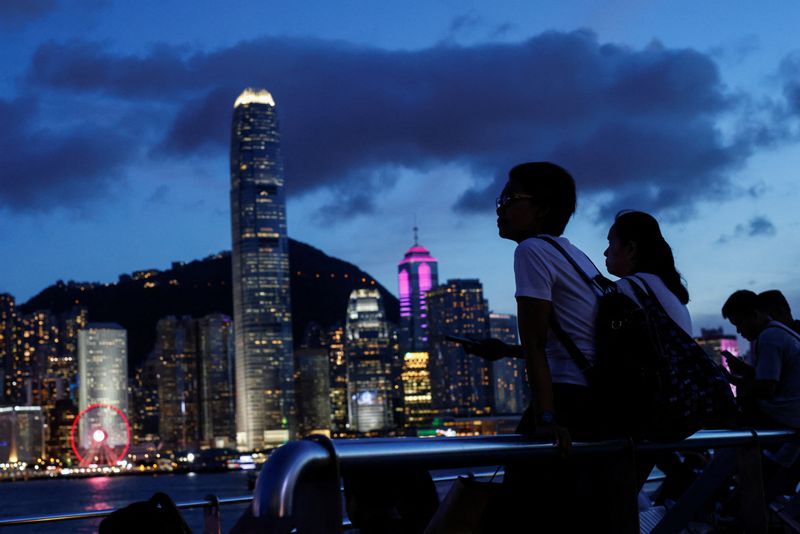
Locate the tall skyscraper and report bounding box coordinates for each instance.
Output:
[0,293,17,404]
[294,348,332,438]
[345,289,395,433]
[426,279,491,416]
[397,228,439,354]
[230,88,295,449]
[489,313,529,414]
[77,324,128,450]
[198,314,236,448]
[154,316,200,451]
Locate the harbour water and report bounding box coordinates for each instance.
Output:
[0,471,252,533]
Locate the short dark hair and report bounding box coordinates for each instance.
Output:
[508,162,576,236]
[722,290,759,319]
[758,290,791,316]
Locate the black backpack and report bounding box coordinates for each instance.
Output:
[535,236,737,441]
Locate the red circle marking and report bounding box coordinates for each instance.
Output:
[70,403,131,464]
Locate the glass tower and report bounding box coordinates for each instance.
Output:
[230,88,295,449]
[397,227,438,354]
[345,289,395,433]
[77,324,128,449]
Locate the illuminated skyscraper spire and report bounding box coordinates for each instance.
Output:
[230,88,295,449]
[397,226,438,353]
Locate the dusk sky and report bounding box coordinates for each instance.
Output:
[1,0,799,336]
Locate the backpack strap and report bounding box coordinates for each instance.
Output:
[530,236,598,377]
[534,236,609,294]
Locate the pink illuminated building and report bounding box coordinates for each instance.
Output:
[695,327,741,368]
[397,227,439,354]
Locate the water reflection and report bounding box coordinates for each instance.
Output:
[84,475,114,510]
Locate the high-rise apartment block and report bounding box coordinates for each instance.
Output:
[426,279,491,416]
[397,230,438,354]
[345,289,396,433]
[230,88,295,449]
[77,324,128,450]
[489,313,528,414]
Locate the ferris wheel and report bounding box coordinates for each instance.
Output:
[70,403,131,467]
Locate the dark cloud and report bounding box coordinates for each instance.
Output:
[0,97,132,212]
[780,52,800,115]
[717,215,777,243]
[19,30,796,219]
[0,0,57,27]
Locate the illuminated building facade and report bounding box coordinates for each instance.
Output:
[198,314,235,448]
[426,279,491,416]
[295,348,332,437]
[230,88,295,449]
[327,325,348,434]
[155,316,200,451]
[0,406,44,463]
[77,324,128,450]
[489,313,528,414]
[0,294,17,404]
[696,327,741,368]
[131,352,160,444]
[345,289,395,433]
[401,352,435,429]
[397,229,439,354]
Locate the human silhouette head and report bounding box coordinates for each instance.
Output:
[722,290,770,341]
[496,162,576,242]
[757,290,793,324]
[604,210,689,304]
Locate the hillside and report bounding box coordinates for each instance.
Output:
[20,239,399,371]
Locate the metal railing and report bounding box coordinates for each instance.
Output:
[250,429,799,533]
[0,429,797,532]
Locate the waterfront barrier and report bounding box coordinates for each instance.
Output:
[249,429,800,533]
[1,429,798,532]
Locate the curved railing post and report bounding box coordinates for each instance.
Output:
[247,434,341,533]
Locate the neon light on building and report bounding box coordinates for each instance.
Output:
[397,227,439,354]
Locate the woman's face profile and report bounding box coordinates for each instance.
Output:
[604,226,636,277]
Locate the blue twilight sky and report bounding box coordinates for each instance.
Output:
[1,0,799,336]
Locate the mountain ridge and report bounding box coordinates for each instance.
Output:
[20,238,399,371]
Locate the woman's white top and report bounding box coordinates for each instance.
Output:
[616,273,693,336]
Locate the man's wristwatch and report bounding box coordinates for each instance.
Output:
[537,410,555,425]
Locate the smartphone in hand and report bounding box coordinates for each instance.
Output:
[722,350,754,378]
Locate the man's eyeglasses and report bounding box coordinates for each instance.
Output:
[495,193,534,210]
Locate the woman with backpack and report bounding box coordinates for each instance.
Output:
[604,210,692,333]
[604,209,708,502]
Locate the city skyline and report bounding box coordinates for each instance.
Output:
[2,1,800,339]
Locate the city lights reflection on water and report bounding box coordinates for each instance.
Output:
[0,471,251,533]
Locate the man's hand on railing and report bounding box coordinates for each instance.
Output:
[447,336,523,361]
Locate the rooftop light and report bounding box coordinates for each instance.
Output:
[234,88,276,108]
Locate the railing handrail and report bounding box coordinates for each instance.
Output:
[253,428,799,523]
[0,429,796,529]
